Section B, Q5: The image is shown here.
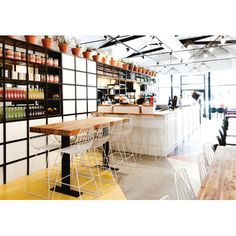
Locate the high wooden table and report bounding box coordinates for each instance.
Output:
[30,116,128,197]
[197,146,236,200]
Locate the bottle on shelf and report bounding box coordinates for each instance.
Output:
[28,86,44,100]
[27,105,45,118]
[5,106,26,121]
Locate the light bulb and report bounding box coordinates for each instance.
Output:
[187,44,192,49]
[203,51,208,58]
[221,36,226,44]
[209,47,214,52]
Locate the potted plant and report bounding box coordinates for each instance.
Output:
[71,37,82,56]
[121,60,129,70]
[128,62,134,71]
[92,52,102,62]
[53,36,69,53]
[110,57,117,67]
[138,67,144,74]
[25,35,37,44]
[83,48,94,59]
[102,54,110,64]
[133,65,138,72]
[42,35,53,49]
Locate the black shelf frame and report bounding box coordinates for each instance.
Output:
[0,36,63,183]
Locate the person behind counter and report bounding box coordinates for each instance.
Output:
[136,94,146,105]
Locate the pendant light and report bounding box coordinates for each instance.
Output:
[221,36,226,44]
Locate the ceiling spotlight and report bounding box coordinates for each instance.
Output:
[164,65,166,68]
[203,50,208,58]
[104,35,108,40]
[170,51,173,55]
[180,59,183,63]
[156,62,159,65]
[185,64,188,66]
[221,36,226,44]
[126,47,130,52]
[142,55,145,59]
[208,46,214,52]
[152,35,155,39]
[187,43,193,49]
[159,42,163,46]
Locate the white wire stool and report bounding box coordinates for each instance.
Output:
[175,168,196,200]
[51,127,100,199]
[22,132,61,200]
[139,116,163,161]
[108,120,126,168]
[118,117,137,163]
[78,123,117,194]
[202,143,215,168]
[197,152,208,184]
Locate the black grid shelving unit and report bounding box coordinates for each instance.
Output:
[0,36,97,184]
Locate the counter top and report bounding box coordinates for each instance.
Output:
[93,110,173,117]
[98,104,154,107]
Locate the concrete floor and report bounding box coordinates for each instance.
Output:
[117,117,222,200]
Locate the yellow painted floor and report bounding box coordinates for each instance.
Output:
[0,155,126,200]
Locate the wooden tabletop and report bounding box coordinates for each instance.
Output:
[30,116,128,136]
[197,146,236,200]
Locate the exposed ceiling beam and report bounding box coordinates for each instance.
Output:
[191,40,236,45]
[126,47,164,58]
[131,42,236,58]
[179,35,213,44]
[98,35,145,49]
[148,56,236,68]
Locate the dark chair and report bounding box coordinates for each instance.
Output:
[217,108,225,114]
[212,144,218,152]
[221,125,227,137]
[211,107,217,113]
[218,129,225,142]
[216,135,225,146]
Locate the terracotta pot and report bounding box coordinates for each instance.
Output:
[129,64,134,71]
[138,68,143,73]
[122,63,129,70]
[42,38,53,48]
[143,69,147,74]
[148,71,152,75]
[71,48,81,56]
[83,51,92,59]
[110,59,117,67]
[58,43,68,53]
[133,66,138,72]
[102,57,110,64]
[92,54,101,62]
[25,35,37,44]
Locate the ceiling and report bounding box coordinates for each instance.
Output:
[76,35,236,74]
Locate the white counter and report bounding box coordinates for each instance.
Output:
[96,104,200,157]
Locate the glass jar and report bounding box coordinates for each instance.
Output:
[54,75,59,83]
[5,49,14,58]
[14,51,21,60]
[21,52,26,61]
[28,54,35,63]
[47,58,53,66]
[40,74,46,82]
[35,55,41,64]
[41,56,45,65]
[53,59,59,67]
[48,74,54,83]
